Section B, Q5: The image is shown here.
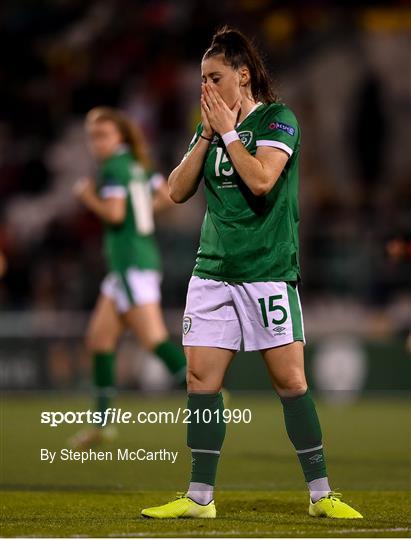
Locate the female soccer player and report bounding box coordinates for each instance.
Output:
[71,107,186,448]
[141,28,362,519]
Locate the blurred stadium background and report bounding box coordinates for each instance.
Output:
[0,2,410,536]
[0,0,409,395]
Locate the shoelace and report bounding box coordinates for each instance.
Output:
[169,491,187,502]
[325,491,343,507]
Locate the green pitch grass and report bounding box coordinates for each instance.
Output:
[2,489,410,538]
[1,393,410,537]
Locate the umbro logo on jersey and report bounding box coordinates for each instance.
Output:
[183,316,192,335]
[238,130,253,147]
[273,326,286,334]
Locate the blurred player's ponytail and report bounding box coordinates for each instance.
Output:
[204,26,278,103]
[85,107,151,169]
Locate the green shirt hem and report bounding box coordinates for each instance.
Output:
[107,262,162,273]
[192,268,300,283]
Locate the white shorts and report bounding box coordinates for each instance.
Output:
[182,276,305,352]
[101,268,162,313]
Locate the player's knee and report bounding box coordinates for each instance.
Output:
[275,378,307,398]
[186,368,202,391]
[85,330,116,354]
[141,335,168,354]
[186,367,220,393]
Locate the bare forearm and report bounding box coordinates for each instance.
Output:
[168,136,210,203]
[152,185,174,213]
[225,141,272,196]
[82,193,120,224]
[152,196,168,214]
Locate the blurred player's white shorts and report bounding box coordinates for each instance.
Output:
[101,268,162,313]
[182,275,305,352]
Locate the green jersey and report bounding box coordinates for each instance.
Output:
[186,102,301,283]
[97,148,162,273]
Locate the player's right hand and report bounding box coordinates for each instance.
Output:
[201,83,214,139]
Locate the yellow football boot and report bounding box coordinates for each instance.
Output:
[141,493,216,519]
[309,491,363,519]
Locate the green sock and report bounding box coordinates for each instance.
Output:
[280,389,327,482]
[154,339,186,382]
[187,392,226,486]
[93,352,115,426]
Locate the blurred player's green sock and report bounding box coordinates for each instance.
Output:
[280,389,328,482]
[154,340,186,383]
[93,352,115,425]
[186,392,226,503]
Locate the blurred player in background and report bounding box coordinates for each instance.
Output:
[141,27,362,520]
[70,107,186,448]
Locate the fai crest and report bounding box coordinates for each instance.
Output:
[238,130,253,147]
[183,316,192,335]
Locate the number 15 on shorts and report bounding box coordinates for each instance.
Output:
[258,295,288,328]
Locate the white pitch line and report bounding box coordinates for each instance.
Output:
[323,527,410,534]
[108,533,245,538]
[106,527,410,538]
[17,527,411,539]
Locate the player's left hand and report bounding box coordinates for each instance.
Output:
[73,176,96,203]
[202,84,241,135]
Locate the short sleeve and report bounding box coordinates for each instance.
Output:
[99,159,129,199]
[256,105,299,157]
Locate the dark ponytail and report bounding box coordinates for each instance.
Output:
[203,26,278,103]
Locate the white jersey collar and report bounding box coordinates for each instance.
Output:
[236,101,263,128]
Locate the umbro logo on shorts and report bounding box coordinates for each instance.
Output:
[273,326,286,334]
[183,316,192,335]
